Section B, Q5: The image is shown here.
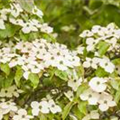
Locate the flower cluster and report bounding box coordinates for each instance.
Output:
[82,110,99,120]
[0,39,80,80]
[0,99,33,120]
[0,85,23,98]
[1,0,120,119]
[0,1,53,42]
[83,57,115,73]
[0,99,18,120]
[80,23,120,52]
[72,23,120,120]
[31,98,62,116]
[1,2,43,32]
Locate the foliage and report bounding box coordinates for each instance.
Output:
[37,0,120,49]
[0,0,120,120]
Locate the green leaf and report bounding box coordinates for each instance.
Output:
[115,88,120,103]
[17,0,34,13]
[15,67,23,87]
[3,72,14,88]
[0,63,10,75]
[1,0,10,6]
[78,101,87,115]
[75,66,84,78]
[83,48,87,59]
[73,106,84,119]
[0,24,19,39]
[3,114,9,120]
[95,67,109,77]
[89,0,103,9]
[55,69,68,81]
[39,113,47,120]
[0,75,5,88]
[76,84,88,98]
[112,58,120,65]
[19,31,29,41]
[62,102,75,120]
[42,33,56,42]
[110,79,120,90]
[43,77,53,86]
[29,73,39,88]
[97,41,110,56]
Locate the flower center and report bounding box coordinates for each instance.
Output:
[88,94,92,98]
[73,80,77,83]
[22,115,25,118]
[105,63,108,66]
[104,100,107,104]
[97,81,100,85]
[57,52,60,56]
[60,61,63,65]
[51,104,55,108]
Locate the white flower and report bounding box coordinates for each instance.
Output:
[30,63,43,74]
[0,55,11,63]
[92,25,102,33]
[51,56,68,71]
[92,25,107,36]
[32,6,43,18]
[39,101,50,114]
[83,57,100,69]
[13,109,33,120]
[86,38,99,51]
[10,3,23,17]
[71,56,80,67]
[64,90,74,101]
[114,29,120,38]
[80,88,100,105]
[107,23,115,30]
[21,22,38,34]
[106,23,116,35]
[98,93,116,111]
[82,110,99,120]
[94,25,109,37]
[0,8,11,20]
[30,19,41,28]
[80,30,93,38]
[0,100,18,114]
[40,23,53,33]
[9,57,19,68]
[68,78,82,91]
[9,18,24,26]
[99,58,115,73]
[31,100,50,115]
[48,99,62,114]
[76,46,84,54]
[0,19,5,30]
[0,85,23,98]
[31,101,40,116]
[89,77,107,92]
[107,37,117,50]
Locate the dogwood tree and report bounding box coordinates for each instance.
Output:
[0,0,120,120]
